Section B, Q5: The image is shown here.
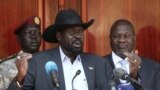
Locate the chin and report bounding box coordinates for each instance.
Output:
[73,48,82,54]
[115,52,126,58]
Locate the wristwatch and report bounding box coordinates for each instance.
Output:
[16,81,22,88]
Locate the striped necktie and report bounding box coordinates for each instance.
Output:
[119,60,128,83]
[119,60,128,72]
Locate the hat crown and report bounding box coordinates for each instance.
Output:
[55,9,83,25]
[43,9,94,43]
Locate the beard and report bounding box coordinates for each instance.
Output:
[114,48,133,59]
[69,46,82,54]
[62,45,83,55]
[61,41,83,55]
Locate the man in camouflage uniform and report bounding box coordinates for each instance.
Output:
[0,57,18,89]
[0,16,42,90]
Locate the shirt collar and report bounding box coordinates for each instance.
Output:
[112,51,128,64]
[59,46,81,62]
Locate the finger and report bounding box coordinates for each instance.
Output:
[16,58,25,66]
[16,58,28,68]
[19,59,28,65]
[16,54,32,68]
[124,52,137,63]
[16,57,30,66]
[22,54,32,59]
[20,53,31,58]
[126,57,137,63]
[18,53,32,60]
[18,50,23,54]
[16,57,27,66]
[124,52,134,60]
[124,52,130,57]
[134,50,138,55]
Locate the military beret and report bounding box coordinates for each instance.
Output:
[14,16,40,35]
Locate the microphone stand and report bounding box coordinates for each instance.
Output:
[71,70,81,90]
[53,87,59,90]
[109,80,116,90]
[131,82,145,90]
[125,75,145,90]
[72,74,77,90]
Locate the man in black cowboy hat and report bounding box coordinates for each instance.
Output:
[22,9,111,90]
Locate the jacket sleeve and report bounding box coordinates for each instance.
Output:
[94,57,110,90]
[22,58,36,90]
[7,78,22,90]
[156,63,160,90]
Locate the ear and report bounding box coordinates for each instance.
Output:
[134,35,136,41]
[16,35,21,43]
[109,34,111,38]
[56,32,62,42]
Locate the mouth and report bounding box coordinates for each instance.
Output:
[72,40,82,48]
[118,45,128,49]
[31,42,39,47]
[117,45,129,53]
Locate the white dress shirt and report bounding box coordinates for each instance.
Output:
[112,51,130,83]
[59,47,88,90]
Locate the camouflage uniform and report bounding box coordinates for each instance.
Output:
[0,58,17,90]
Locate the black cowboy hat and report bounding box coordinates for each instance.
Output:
[43,9,94,43]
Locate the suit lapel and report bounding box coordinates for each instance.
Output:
[137,60,145,86]
[47,48,66,90]
[107,54,116,69]
[106,54,121,84]
[81,54,94,90]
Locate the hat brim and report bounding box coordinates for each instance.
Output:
[43,19,94,43]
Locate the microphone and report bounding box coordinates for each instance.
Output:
[113,68,145,90]
[72,70,81,90]
[109,80,116,90]
[117,83,135,90]
[45,61,59,88]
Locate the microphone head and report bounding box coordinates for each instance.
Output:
[45,61,58,75]
[113,68,127,79]
[117,84,135,90]
[76,70,81,75]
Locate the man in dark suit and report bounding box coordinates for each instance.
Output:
[22,9,109,90]
[104,19,160,90]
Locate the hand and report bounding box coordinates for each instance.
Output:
[124,50,142,79]
[15,50,32,84]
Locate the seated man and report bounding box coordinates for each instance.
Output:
[104,19,160,90]
[22,9,110,90]
[0,16,42,90]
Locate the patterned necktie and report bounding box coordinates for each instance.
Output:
[119,60,128,83]
[119,60,128,72]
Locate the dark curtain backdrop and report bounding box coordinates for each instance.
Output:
[0,0,160,62]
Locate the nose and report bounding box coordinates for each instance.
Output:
[30,32,38,39]
[75,33,84,40]
[118,36,126,43]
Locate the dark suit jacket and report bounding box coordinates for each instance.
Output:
[20,47,108,90]
[104,54,160,90]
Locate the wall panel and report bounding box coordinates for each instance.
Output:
[86,0,160,62]
[0,0,159,62]
[0,0,38,58]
